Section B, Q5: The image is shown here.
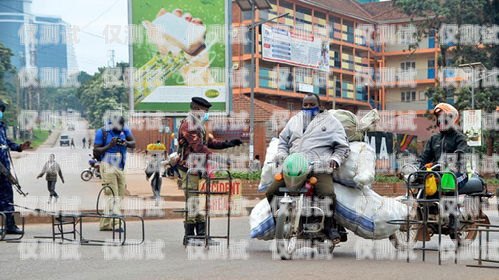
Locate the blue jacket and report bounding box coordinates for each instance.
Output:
[0,122,20,170]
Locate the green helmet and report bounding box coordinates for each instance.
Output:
[282,153,309,191]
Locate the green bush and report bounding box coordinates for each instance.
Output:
[375,175,403,183]
[216,171,261,180]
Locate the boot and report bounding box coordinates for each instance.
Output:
[324,216,340,243]
[6,214,23,235]
[183,223,196,246]
[196,222,219,246]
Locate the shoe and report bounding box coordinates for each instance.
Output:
[100,228,113,232]
[5,215,23,235]
[183,223,196,246]
[338,225,348,242]
[195,222,219,246]
[324,216,340,243]
[6,225,23,235]
[113,228,124,233]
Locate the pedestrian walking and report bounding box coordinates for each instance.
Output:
[37,154,64,204]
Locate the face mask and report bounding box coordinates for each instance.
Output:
[0,111,3,120]
[302,107,319,118]
[202,112,209,123]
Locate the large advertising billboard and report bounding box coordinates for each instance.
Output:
[130,0,230,114]
[261,24,329,71]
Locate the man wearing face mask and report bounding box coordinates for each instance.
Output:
[418,103,469,188]
[177,97,242,245]
[93,115,136,232]
[266,93,350,242]
[0,100,31,235]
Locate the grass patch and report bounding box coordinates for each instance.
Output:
[31,129,50,148]
[485,177,499,186]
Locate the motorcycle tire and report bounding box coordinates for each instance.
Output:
[450,212,490,247]
[81,170,93,181]
[275,206,295,260]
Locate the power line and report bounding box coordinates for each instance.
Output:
[81,0,121,29]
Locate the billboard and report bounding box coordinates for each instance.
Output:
[261,25,329,71]
[462,110,482,146]
[129,0,230,114]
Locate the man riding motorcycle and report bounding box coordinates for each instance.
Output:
[266,93,350,242]
[418,103,469,188]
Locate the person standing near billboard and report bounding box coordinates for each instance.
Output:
[177,97,242,245]
[93,115,136,232]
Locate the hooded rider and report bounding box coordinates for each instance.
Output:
[266,93,350,242]
[418,103,469,188]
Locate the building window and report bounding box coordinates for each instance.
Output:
[419,91,427,101]
[401,91,416,102]
[400,61,416,70]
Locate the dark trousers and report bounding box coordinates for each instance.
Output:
[151,172,162,198]
[47,180,59,198]
[0,177,14,213]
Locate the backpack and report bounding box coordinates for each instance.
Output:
[92,128,108,161]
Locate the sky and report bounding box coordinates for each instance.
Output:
[31,0,129,74]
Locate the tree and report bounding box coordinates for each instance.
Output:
[393,0,499,156]
[76,63,129,128]
[0,42,19,124]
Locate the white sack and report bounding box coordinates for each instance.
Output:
[249,199,275,240]
[258,137,279,192]
[334,183,409,240]
[334,142,376,188]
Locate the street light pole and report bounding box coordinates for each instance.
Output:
[236,0,285,161]
[249,2,256,161]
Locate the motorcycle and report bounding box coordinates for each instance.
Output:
[272,153,346,260]
[81,154,101,181]
[390,163,492,248]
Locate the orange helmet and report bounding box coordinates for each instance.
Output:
[434,103,459,124]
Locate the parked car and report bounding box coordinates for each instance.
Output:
[60,135,70,146]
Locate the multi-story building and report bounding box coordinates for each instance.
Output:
[232,0,448,158]
[0,0,77,85]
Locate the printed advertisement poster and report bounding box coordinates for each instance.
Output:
[462,110,482,146]
[130,0,229,114]
[198,179,243,215]
[261,24,329,71]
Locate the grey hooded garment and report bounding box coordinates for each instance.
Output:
[277,111,350,167]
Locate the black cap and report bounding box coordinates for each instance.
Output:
[191,97,212,109]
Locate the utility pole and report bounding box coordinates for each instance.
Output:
[109,49,116,67]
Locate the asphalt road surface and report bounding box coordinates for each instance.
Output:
[1,211,498,280]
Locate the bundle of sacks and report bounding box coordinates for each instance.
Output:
[251,109,410,240]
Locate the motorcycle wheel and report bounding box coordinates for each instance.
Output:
[275,206,295,260]
[450,212,490,247]
[81,170,93,181]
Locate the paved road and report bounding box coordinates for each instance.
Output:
[1,211,498,280]
[12,120,102,208]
